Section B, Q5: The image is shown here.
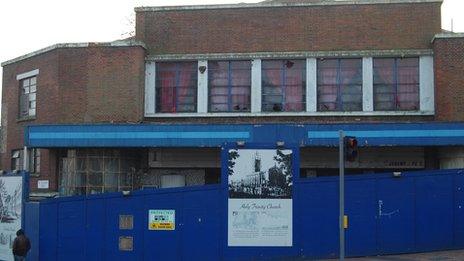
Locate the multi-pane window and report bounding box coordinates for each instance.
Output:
[156,62,198,113]
[59,149,140,196]
[10,149,40,173]
[29,149,41,174]
[208,61,251,112]
[373,58,419,111]
[317,59,363,111]
[11,150,23,171]
[19,76,37,117]
[262,60,306,112]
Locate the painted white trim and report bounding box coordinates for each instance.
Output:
[147,49,433,62]
[198,60,208,113]
[432,33,464,42]
[2,40,146,67]
[146,111,434,118]
[419,56,435,112]
[16,69,39,80]
[362,57,374,112]
[135,0,442,12]
[144,62,156,117]
[251,59,262,113]
[306,58,317,112]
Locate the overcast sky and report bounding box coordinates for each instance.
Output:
[0,0,462,112]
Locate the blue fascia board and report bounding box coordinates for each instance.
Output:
[25,122,464,148]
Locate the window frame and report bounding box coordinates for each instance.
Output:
[373,57,420,111]
[208,60,252,113]
[18,75,37,119]
[155,61,198,113]
[11,149,23,171]
[317,58,363,112]
[261,59,306,112]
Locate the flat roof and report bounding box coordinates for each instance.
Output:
[432,33,464,42]
[1,39,146,67]
[135,0,442,12]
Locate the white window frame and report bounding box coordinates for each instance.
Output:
[144,54,434,117]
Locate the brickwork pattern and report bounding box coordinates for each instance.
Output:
[433,37,464,121]
[1,46,146,191]
[136,3,441,55]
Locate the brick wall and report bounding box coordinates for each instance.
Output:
[1,46,146,192]
[434,37,464,121]
[136,2,441,55]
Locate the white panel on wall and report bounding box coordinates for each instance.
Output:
[362,57,373,112]
[251,59,262,113]
[144,62,156,116]
[198,60,208,113]
[419,56,435,113]
[306,58,317,112]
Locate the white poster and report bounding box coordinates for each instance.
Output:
[228,149,293,247]
[0,176,23,261]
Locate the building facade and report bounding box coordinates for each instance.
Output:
[1,0,464,198]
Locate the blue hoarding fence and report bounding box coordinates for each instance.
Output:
[28,168,464,261]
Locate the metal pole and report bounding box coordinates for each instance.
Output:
[339,130,345,261]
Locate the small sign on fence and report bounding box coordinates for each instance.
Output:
[148,209,175,230]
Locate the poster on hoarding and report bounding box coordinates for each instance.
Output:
[148,209,175,230]
[228,149,293,247]
[0,176,23,261]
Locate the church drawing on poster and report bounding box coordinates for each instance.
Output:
[228,149,292,199]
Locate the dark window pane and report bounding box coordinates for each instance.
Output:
[373,57,419,111]
[156,62,197,113]
[317,58,362,111]
[262,60,305,112]
[208,60,251,112]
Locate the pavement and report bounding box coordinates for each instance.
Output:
[323,249,464,261]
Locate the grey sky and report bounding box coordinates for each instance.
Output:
[0,0,462,113]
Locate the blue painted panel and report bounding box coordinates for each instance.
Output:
[182,190,221,261]
[345,179,378,257]
[143,193,182,261]
[377,177,415,254]
[39,203,58,261]
[105,197,144,261]
[24,202,40,261]
[57,201,86,261]
[455,172,464,248]
[415,174,454,252]
[26,122,464,148]
[85,199,105,261]
[298,181,339,259]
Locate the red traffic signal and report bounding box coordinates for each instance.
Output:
[345,136,358,162]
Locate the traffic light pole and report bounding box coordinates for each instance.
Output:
[339,130,345,261]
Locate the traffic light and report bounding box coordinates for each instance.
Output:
[345,136,358,162]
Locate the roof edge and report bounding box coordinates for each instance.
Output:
[135,0,443,12]
[432,33,464,43]
[1,39,146,67]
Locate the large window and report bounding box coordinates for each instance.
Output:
[19,76,37,118]
[59,149,140,196]
[373,58,419,111]
[317,58,363,111]
[208,61,251,112]
[156,62,197,113]
[262,60,306,112]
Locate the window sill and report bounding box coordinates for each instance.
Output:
[145,111,434,118]
[29,173,40,178]
[17,116,36,123]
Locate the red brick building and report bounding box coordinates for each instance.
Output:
[1,0,464,197]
